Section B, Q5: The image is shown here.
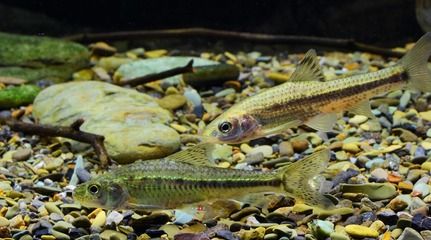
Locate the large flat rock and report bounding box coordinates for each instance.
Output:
[33,81,180,164]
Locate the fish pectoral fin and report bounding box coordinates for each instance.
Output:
[288,49,326,82]
[262,120,302,136]
[166,143,218,167]
[304,113,337,132]
[348,101,376,119]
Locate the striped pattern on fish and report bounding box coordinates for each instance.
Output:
[202,33,431,143]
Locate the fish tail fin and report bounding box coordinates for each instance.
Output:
[401,32,431,92]
[278,148,335,208]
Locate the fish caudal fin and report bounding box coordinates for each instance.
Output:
[279,148,335,208]
[402,32,431,92]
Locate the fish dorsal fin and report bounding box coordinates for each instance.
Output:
[348,101,376,119]
[166,143,217,167]
[289,49,325,82]
[305,112,337,132]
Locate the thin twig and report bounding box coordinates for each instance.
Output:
[116,59,194,86]
[2,118,110,168]
[64,28,405,58]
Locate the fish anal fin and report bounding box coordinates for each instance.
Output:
[289,49,326,82]
[279,148,335,209]
[305,113,337,132]
[166,143,217,167]
[348,101,375,119]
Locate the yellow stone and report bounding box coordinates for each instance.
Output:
[144,49,168,58]
[419,111,431,121]
[91,210,106,228]
[88,208,103,219]
[422,161,431,171]
[381,145,403,153]
[421,141,431,150]
[345,224,379,238]
[224,51,238,62]
[266,72,292,83]
[342,143,361,153]
[73,69,94,81]
[370,220,385,232]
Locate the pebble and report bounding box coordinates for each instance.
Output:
[44,202,63,216]
[53,221,73,233]
[51,230,70,240]
[215,88,236,97]
[249,145,273,158]
[370,168,388,180]
[419,111,431,121]
[72,216,91,228]
[12,148,32,161]
[230,207,260,221]
[329,232,350,240]
[279,141,294,156]
[91,210,106,229]
[106,211,123,225]
[348,115,368,126]
[43,157,64,171]
[340,183,397,200]
[412,182,430,197]
[344,224,379,238]
[308,220,334,239]
[100,230,127,240]
[156,94,187,110]
[398,227,424,240]
[335,151,349,161]
[342,143,361,153]
[0,217,9,227]
[291,139,308,152]
[388,195,412,211]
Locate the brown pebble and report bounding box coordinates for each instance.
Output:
[279,141,294,157]
[224,80,241,91]
[12,148,32,161]
[291,139,309,152]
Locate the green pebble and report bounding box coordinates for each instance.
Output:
[52,230,70,240]
[308,220,334,240]
[340,183,397,200]
[100,230,127,240]
[44,202,64,217]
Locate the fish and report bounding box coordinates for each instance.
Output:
[73,144,335,219]
[201,33,431,144]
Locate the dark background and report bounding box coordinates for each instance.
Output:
[0,0,426,46]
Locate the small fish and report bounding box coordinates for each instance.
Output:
[201,33,431,143]
[73,144,334,218]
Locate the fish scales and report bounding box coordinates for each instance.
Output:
[203,34,431,143]
[74,147,334,211]
[243,66,406,124]
[99,159,281,208]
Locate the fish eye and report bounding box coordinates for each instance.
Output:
[218,121,232,133]
[88,184,100,195]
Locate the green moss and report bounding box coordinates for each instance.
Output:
[0,32,90,82]
[0,85,41,109]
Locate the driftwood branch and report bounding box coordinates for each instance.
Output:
[64,28,405,58]
[2,118,110,168]
[116,59,194,86]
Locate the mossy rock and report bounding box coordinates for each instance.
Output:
[0,32,89,82]
[0,85,41,109]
